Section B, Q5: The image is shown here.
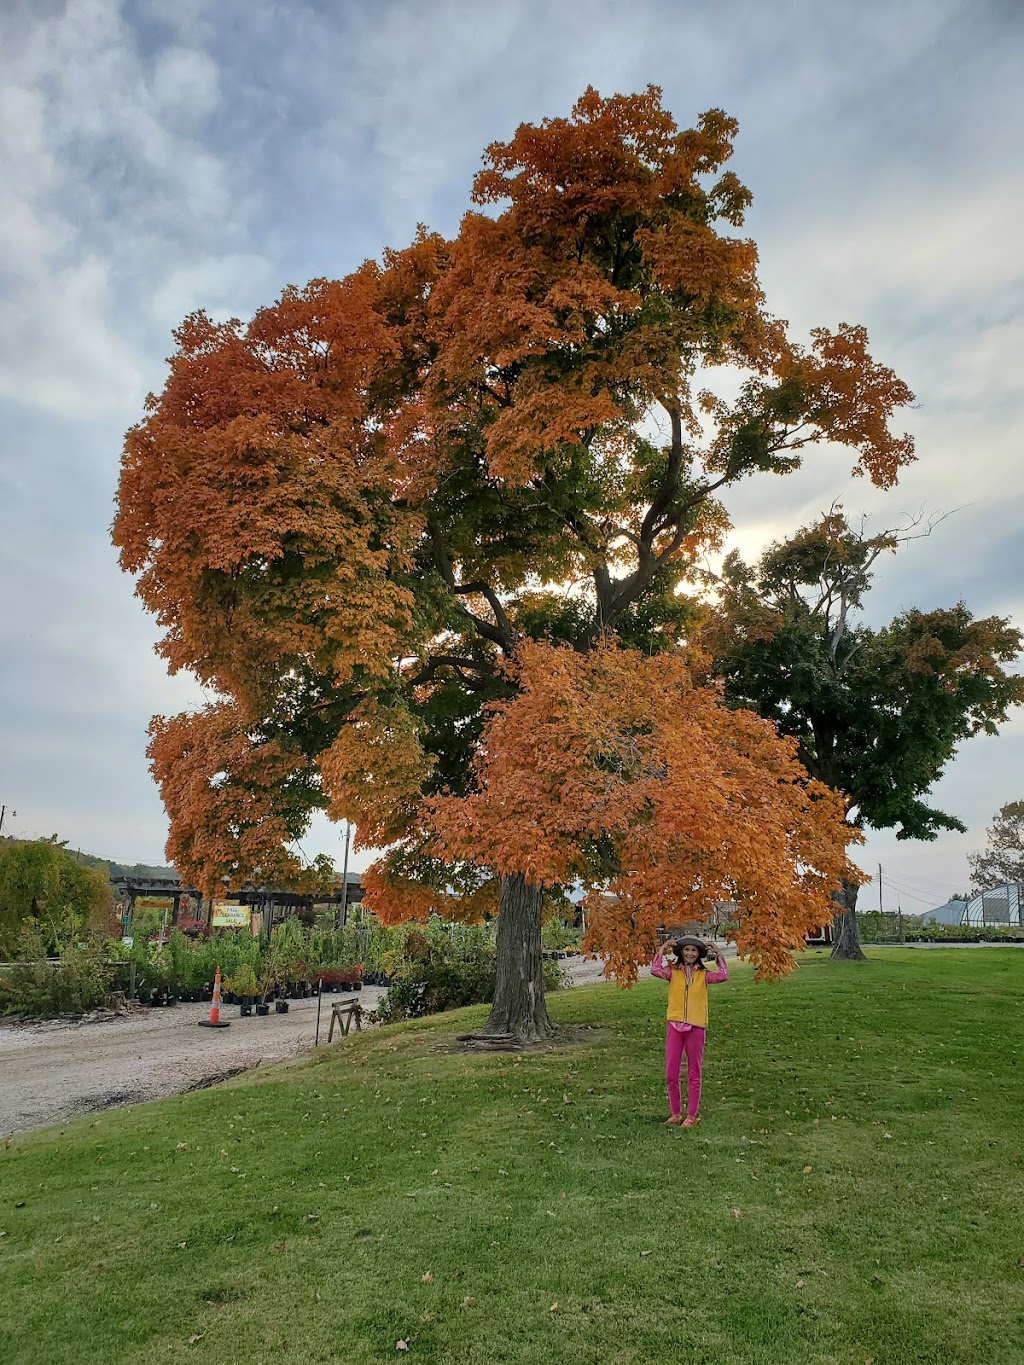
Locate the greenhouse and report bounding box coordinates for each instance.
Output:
[923,882,1024,927]
[964,882,1024,926]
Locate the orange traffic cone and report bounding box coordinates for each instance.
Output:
[198,965,230,1028]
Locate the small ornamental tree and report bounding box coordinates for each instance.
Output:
[115,87,917,1042]
[704,511,1024,960]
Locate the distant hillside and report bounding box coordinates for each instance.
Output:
[0,836,176,881]
[77,851,179,881]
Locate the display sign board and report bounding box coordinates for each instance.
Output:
[133,895,175,916]
[211,901,251,928]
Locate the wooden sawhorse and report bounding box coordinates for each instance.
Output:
[327,999,363,1042]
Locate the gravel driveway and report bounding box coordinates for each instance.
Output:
[0,955,611,1136]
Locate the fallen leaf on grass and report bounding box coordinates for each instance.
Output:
[795,1279,805,1289]
[396,1341,409,1352]
[462,1297,476,1308]
[802,1166,813,1174]
[731,1208,742,1219]
[640,1250,653,1257]
[549,1303,559,1313]
[188,1335,204,1345]
[420,1272,433,1283]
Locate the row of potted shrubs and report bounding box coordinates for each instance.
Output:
[1,916,583,1019]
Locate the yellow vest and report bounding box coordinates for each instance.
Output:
[667,966,709,1028]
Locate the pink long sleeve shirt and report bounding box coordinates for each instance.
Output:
[651,951,728,1032]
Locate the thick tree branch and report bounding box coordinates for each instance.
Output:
[405,654,496,690]
[428,521,518,652]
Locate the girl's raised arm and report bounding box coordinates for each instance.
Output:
[704,943,729,984]
[650,949,673,982]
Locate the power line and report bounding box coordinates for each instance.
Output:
[883,872,959,905]
[864,867,956,898]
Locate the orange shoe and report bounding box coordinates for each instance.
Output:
[663,1114,683,1126]
[681,1115,701,1128]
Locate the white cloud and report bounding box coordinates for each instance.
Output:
[0,0,238,420]
[0,255,142,417]
[152,253,274,328]
[152,45,220,118]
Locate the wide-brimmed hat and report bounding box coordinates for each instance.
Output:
[674,935,708,951]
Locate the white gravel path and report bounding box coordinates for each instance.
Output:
[0,956,611,1137]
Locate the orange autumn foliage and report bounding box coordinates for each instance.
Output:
[427,641,861,981]
[319,699,435,847]
[113,265,434,708]
[361,863,500,928]
[147,703,332,897]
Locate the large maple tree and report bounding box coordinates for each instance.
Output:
[115,87,917,1041]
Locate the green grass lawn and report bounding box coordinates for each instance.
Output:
[2,950,1021,1365]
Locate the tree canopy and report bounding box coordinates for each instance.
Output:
[705,510,1024,954]
[0,839,114,955]
[114,87,919,1034]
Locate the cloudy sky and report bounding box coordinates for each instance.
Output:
[1,0,1021,914]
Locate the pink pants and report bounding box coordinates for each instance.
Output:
[665,1024,705,1119]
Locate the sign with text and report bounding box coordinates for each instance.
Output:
[211,901,251,928]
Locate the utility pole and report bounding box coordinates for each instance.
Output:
[878,863,883,914]
[0,804,15,838]
[898,901,905,945]
[337,821,352,929]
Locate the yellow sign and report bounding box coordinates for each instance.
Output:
[211,901,251,928]
[133,895,174,915]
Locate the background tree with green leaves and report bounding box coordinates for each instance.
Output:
[704,510,1024,959]
[0,838,115,956]
[969,800,1024,890]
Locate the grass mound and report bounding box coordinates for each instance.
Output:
[1,950,1021,1364]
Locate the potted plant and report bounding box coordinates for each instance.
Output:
[228,964,258,1016]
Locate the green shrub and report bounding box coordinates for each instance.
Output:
[904,924,1024,943]
[375,948,567,1025]
[542,916,581,952]
[0,934,114,1017]
[226,963,258,998]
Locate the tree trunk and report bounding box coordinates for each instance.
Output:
[830,877,867,961]
[479,873,553,1044]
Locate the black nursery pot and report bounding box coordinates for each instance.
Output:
[275,999,289,1014]
[255,1003,270,1016]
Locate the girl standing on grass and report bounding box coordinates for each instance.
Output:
[651,935,728,1127]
